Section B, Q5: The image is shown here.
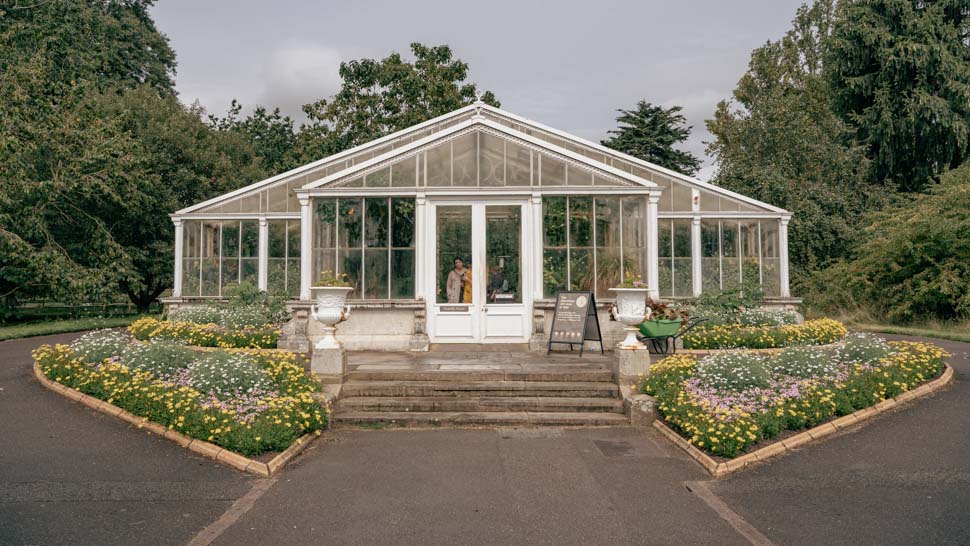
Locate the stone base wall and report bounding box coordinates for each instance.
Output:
[528,306,624,353]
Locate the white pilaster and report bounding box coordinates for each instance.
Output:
[779,216,791,298]
[415,193,427,300]
[691,216,702,296]
[258,217,269,291]
[300,198,313,301]
[173,218,183,297]
[646,193,660,301]
[531,193,544,300]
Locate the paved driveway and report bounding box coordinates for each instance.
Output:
[2,332,968,545]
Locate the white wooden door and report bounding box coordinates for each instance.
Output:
[427,200,531,343]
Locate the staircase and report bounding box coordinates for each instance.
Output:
[331,353,629,427]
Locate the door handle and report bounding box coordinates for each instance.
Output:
[483,306,488,312]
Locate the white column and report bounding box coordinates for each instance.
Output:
[415,193,427,300]
[779,216,791,298]
[531,193,544,300]
[257,217,269,291]
[691,216,702,296]
[646,193,660,301]
[173,218,183,297]
[300,198,313,301]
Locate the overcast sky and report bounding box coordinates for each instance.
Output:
[151,0,806,180]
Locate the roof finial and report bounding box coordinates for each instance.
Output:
[474,89,485,104]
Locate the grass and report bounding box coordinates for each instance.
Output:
[0,315,151,342]
[850,323,970,344]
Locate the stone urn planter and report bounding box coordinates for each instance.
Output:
[310,286,353,350]
[609,287,651,350]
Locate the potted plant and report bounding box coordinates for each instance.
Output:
[310,270,353,349]
[638,300,689,338]
[609,274,651,349]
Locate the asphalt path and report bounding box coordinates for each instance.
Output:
[2,331,967,545]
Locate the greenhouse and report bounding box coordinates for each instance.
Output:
[168,101,793,350]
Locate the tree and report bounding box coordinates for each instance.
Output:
[827,0,970,191]
[602,101,702,175]
[208,100,299,173]
[706,0,884,285]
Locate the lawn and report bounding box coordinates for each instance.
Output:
[0,315,149,342]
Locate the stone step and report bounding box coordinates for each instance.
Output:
[336,396,625,414]
[340,380,620,398]
[344,368,614,383]
[332,410,631,427]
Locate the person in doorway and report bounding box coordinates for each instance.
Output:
[446,257,472,303]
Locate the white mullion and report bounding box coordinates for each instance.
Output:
[619,198,624,283]
[718,221,724,290]
[738,222,743,285]
[361,198,366,299]
[592,197,598,297]
[198,222,203,296]
[217,222,223,297]
[335,198,340,277]
[565,196,571,288]
[387,197,392,299]
[758,221,764,285]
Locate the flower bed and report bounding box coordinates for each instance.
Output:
[682,318,847,350]
[33,330,326,455]
[129,317,279,349]
[643,334,948,458]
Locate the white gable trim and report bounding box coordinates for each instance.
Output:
[301,117,657,191]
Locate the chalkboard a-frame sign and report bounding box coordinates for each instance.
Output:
[547,291,604,357]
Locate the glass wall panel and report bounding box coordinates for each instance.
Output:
[452,133,477,186]
[761,220,780,297]
[364,167,390,188]
[506,142,531,186]
[425,143,451,186]
[658,220,673,297]
[313,200,338,288]
[221,221,241,290]
[672,183,693,211]
[240,221,259,286]
[479,132,505,187]
[363,199,389,299]
[701,219,721,292]
[740,219,761,292]
[391,156,416,187]
[201,222,221,296]
[567,165,594,186]
[268,221,287,294]
[568,197,593,291]
[621,197,648,282]
[182,220,201,297]
[542,197,568,298]
[595,197,621,297]
[721,220,741,288]
[541,155,566,186]
[672,219,693,297]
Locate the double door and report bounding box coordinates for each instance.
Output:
[427,200,531,343]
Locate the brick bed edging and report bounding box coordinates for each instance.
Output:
[33,362,316,477]
[653,363,955,478]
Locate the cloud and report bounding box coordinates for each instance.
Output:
[257,44,344,119]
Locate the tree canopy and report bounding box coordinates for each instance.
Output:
[827,0,970,191]
[602,101,701,175]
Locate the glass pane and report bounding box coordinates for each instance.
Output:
[391,198,415,248]
[543,249,567,298]
[182,221,201,297]
[722,220,740,288]
[595,197,621,297]
[479,132,505,187]
[672,183,693,211]
[761,220,780,297]
[201,222,221,296]
[569,248,593,291]
[286,179,302,212]
[340,248,362,299]
[436,205,472,304]
[673,219,693,297]
[543,197,567,247]
[241,221,259,258]
[364,198,389,248]
[339,198,362,249]
[313,199,337,284]
[391,156,417,187]
[569,197,592,247]
[452,132,477,186]
[391,249,415,298]
[701,220,721,292]
[364,248,389,299]
[506,141,531,186]
[658,220,673,297]
[425,143,451,186]
[540,155,565,186]
[267,183,288,212]
[621,198,647,283]
[740,220,761,290]
[567,165,593,186]
[364,167,390,188]
[267,221,287,294]
[485,205,521,304]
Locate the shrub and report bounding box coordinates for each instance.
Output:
[169,305,223,325]
[682,318,847,349]
[185,352,274,400]
[70,329,130,364]
[834,332,893,365]
[766,345,840,379]
[121,340,195,379]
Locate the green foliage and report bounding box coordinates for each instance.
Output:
[706,0,883,285]
[805,163,970,321]
[121,339,195,378]
[827,0,970,191]
[834,332,893,365]
[70,329,131,364]
[601,101,701,175]
[222,281,291,324]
